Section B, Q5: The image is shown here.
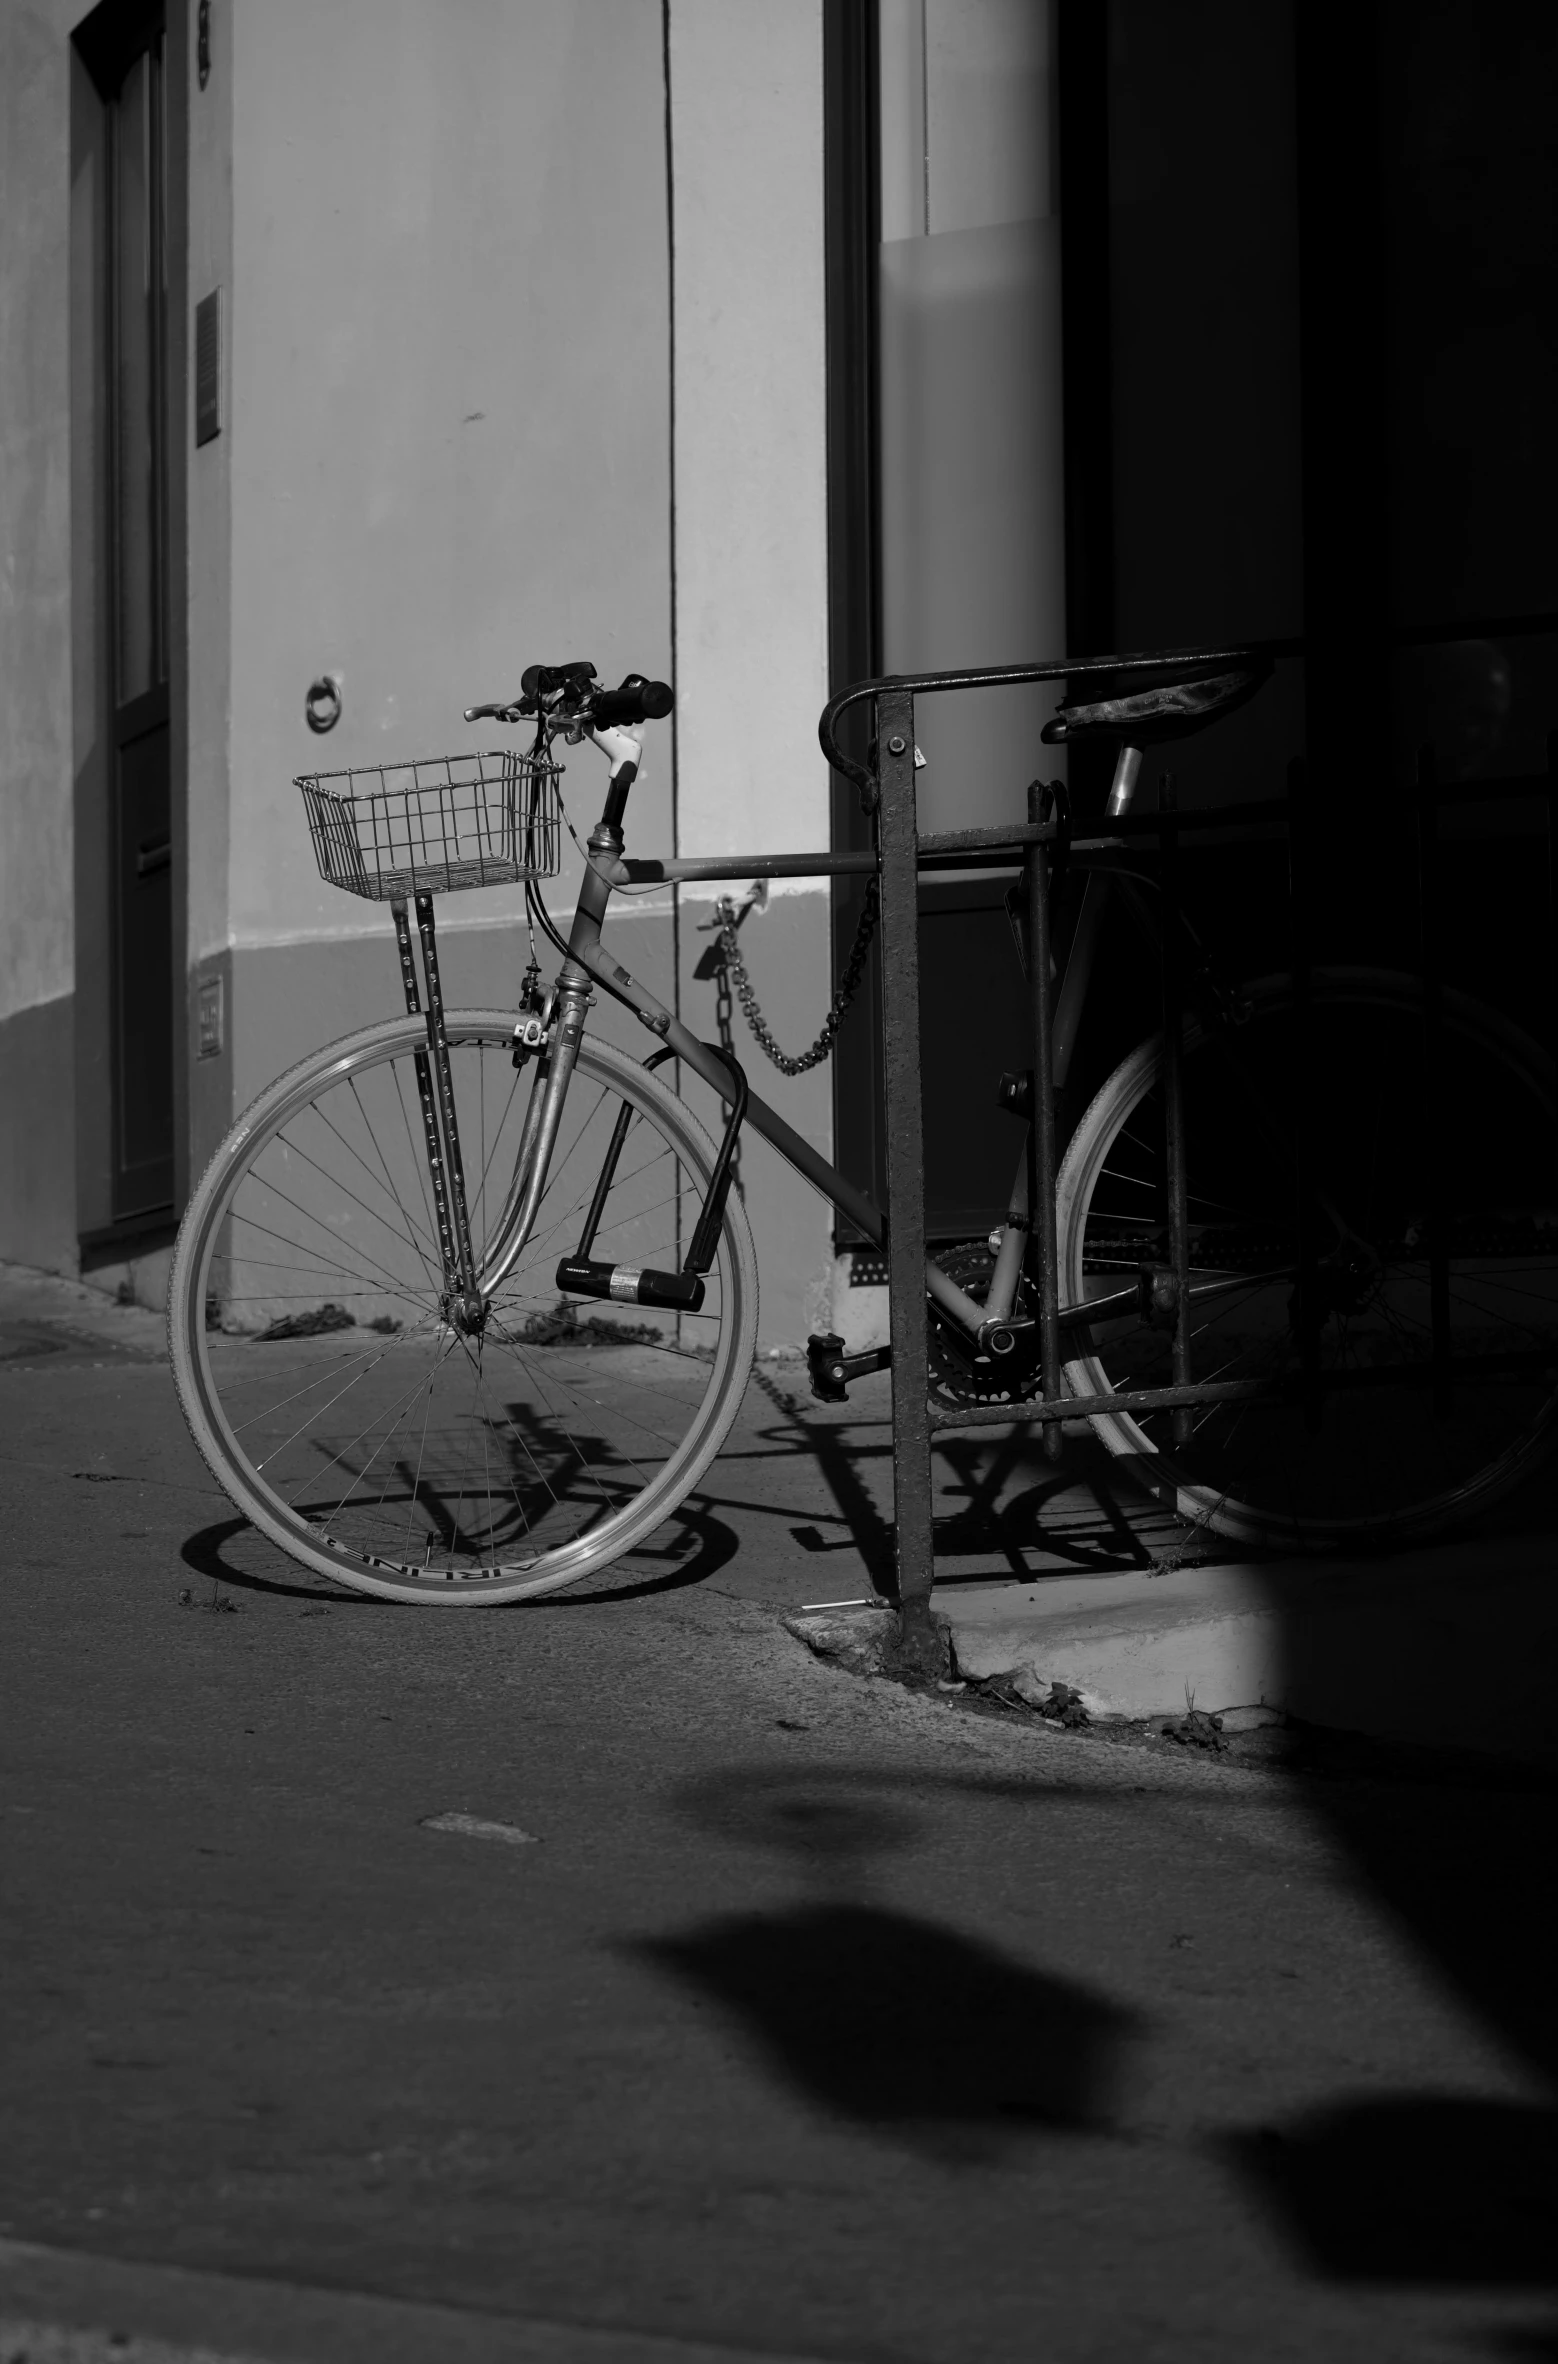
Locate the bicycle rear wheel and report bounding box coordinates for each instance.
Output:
[169,1016,758,1602]
[1055,968,1558,1550]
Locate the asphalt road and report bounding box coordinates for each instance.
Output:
[2,1272,1554,2363]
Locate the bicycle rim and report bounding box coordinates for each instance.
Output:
[1056,968,1558,1550]
[169,1017,758,1602]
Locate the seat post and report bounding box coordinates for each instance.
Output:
[1052,739,1145,1092]
[1106,743,1143,818]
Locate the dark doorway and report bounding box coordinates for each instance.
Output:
[77,0,175,1227]
[825,0,1558,1231]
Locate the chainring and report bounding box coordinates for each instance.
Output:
[927,1240,1046,1407]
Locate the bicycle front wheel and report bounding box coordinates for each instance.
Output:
[169,1016,758,1602]
[1055,967,1558,1551]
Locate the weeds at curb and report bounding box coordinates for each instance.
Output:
[978,1672,1091,1728]
[177,1581,239,1615]
[257,1302,354,1342]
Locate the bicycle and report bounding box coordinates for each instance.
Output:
[168,657,1558,1603]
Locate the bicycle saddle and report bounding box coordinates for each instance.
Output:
[1040,659,1272,745]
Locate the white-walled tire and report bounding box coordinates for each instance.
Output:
[168,1016,758,1602]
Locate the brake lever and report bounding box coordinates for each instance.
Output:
[463,698,538,724]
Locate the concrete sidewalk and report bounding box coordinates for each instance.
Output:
[0,2237,834,2364]
[3,1256,1553,1774]
[936,1533,1558,1768]
[5,1257,1558,2361]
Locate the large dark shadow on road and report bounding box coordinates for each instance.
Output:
[637,1901,1135,2159]
[1223,1753,1558,2296]
[630,1774,1143,2161]
[1227,2094,1558,2285]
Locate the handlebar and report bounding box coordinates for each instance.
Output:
[592,674,674,727]
[463,668,673,730]
[522,660,598,700]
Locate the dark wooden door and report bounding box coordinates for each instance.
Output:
[105,13,174,1219]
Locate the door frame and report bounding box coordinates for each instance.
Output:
[823,0,886,1237]
[71,0,189,1254]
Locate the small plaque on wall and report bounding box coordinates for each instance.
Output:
[195,288,223,445]
[197,974,224,1058]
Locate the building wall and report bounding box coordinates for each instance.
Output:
[878,0,1067,832]
[0,0,81,1270]
[207,0,833,1343]
[668,0,835,1345]
[0,0,837,1340]
[220,0,676,986]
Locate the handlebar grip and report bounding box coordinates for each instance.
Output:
[591,674,674,728]
[465,702,513,722]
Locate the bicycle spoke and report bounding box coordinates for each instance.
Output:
[230,1178,430,1305]
[300,1339,462,1527]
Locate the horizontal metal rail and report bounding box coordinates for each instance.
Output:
[819,645,1274,802]
[619,851,876,884]
[616,776,1558,897]
[931,1377,1269,1433]
[929,1347,1558,1434]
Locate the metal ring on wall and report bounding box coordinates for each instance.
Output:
[305,676,343,734]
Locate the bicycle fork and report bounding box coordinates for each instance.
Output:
[391,895,485,1331]
[391,904,633,1317]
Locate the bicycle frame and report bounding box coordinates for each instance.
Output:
[474,810,911,1307]
[392,696,1304,1403]
[401,633,1322,1380]
[458,734,1164,1353]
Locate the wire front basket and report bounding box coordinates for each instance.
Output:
[297,751,562,901]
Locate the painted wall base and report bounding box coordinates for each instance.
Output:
[831,1266,890,1354]
[78,1242,173,1316]
[219,888,841,1349]
[0,993,76,1273]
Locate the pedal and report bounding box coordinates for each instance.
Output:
[806,1332,891,1403]
[997,1069,1033,1120]
[557,1258,705,1313]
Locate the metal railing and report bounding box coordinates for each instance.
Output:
[817,639,1558,1663]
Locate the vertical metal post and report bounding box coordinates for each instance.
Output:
[1415,747,1450,1416]
[1158,775,1193,1444]
[1025,780,1063,1461]
[1547,732,1558,1093]
[392,896,460,1295]
[1288,756,1322,1434]
[415,893,481,1321]
[875,686,938,1660]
